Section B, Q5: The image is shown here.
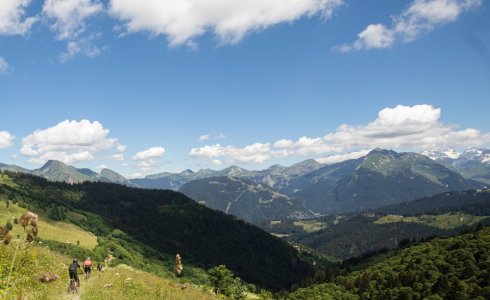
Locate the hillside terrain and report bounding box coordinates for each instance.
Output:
[276,189,490,260]
[179,176,312,225]
[0,171,314,291]
[0,240,216,299]
[287,226,490,299]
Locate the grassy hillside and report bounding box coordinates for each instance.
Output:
[287,226,490,299]
[0,201,97,249]
[0,241,216,299]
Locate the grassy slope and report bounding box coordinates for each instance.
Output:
[375,212,488,230]
[0,242,216,300]
[83,264,216,300]
[0,201,97,249]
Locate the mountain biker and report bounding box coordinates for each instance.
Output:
[68,259,82,287]
[83,257,93,279]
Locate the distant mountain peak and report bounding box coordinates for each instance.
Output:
[368,148,398,156]
[179,169,194,175]
[42,159,67,168]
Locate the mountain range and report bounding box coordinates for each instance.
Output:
[1,148,489,224]
[423,148,490,185]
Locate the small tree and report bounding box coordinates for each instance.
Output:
[208,265,246,299]
[6,221,13,231]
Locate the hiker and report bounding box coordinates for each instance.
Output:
[83,257,93,280]
[97,263,102,272]
[68,258,82,287]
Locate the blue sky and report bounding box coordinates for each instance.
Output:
[0,0,489,177]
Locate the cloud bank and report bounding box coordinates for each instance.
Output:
[338,0,481,52]
[109,0,343,47]
[189,104,490,165]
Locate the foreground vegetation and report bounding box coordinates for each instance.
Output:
[0,240,217,299]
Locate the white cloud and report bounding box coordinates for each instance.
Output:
[321,104,490,150]
[0,57,9,74]
[11,154,18,160]
[132,146,166,171]
[0,131,15,148]
[216,133,227,139]
[59,34,104,62]
[106,153,124,161]
[43,0,104,61]
[0,0,38,35]
[43,0,103,40]
[109,0,344,47]
[132,147,165,160]
[199,134,210,142]
[21,119,123,165]
[136,160,157,172]
[189,104,490,166]
[339,0,481,52]
[317,150,370,164]
[189,143,271,164]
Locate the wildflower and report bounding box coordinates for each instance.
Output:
[175,253,183,276]
[0,225,12,245]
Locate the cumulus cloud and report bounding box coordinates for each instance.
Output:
[21,119,123,165]
[0,131,15,149]
[190,104,490,166]
[199,134,210,142]
[0,0,38,35]
[132,147,165,160]
[132,146,166,171]
[0,57,9,74]
[338,0,481,52]
[189,143,271,164]
[43,0,104,61]
[109,0,343,47]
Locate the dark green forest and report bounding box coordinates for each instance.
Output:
[287,226,490,299]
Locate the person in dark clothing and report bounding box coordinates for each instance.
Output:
[97,263,102,272]
[68,259,82,287]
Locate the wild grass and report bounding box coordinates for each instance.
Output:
[0,241,71,299]
[0,200,97,249]
[82,264,217,300]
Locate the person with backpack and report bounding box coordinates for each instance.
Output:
[68,258,82,287]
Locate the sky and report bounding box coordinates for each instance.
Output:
[0,0,489,178]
